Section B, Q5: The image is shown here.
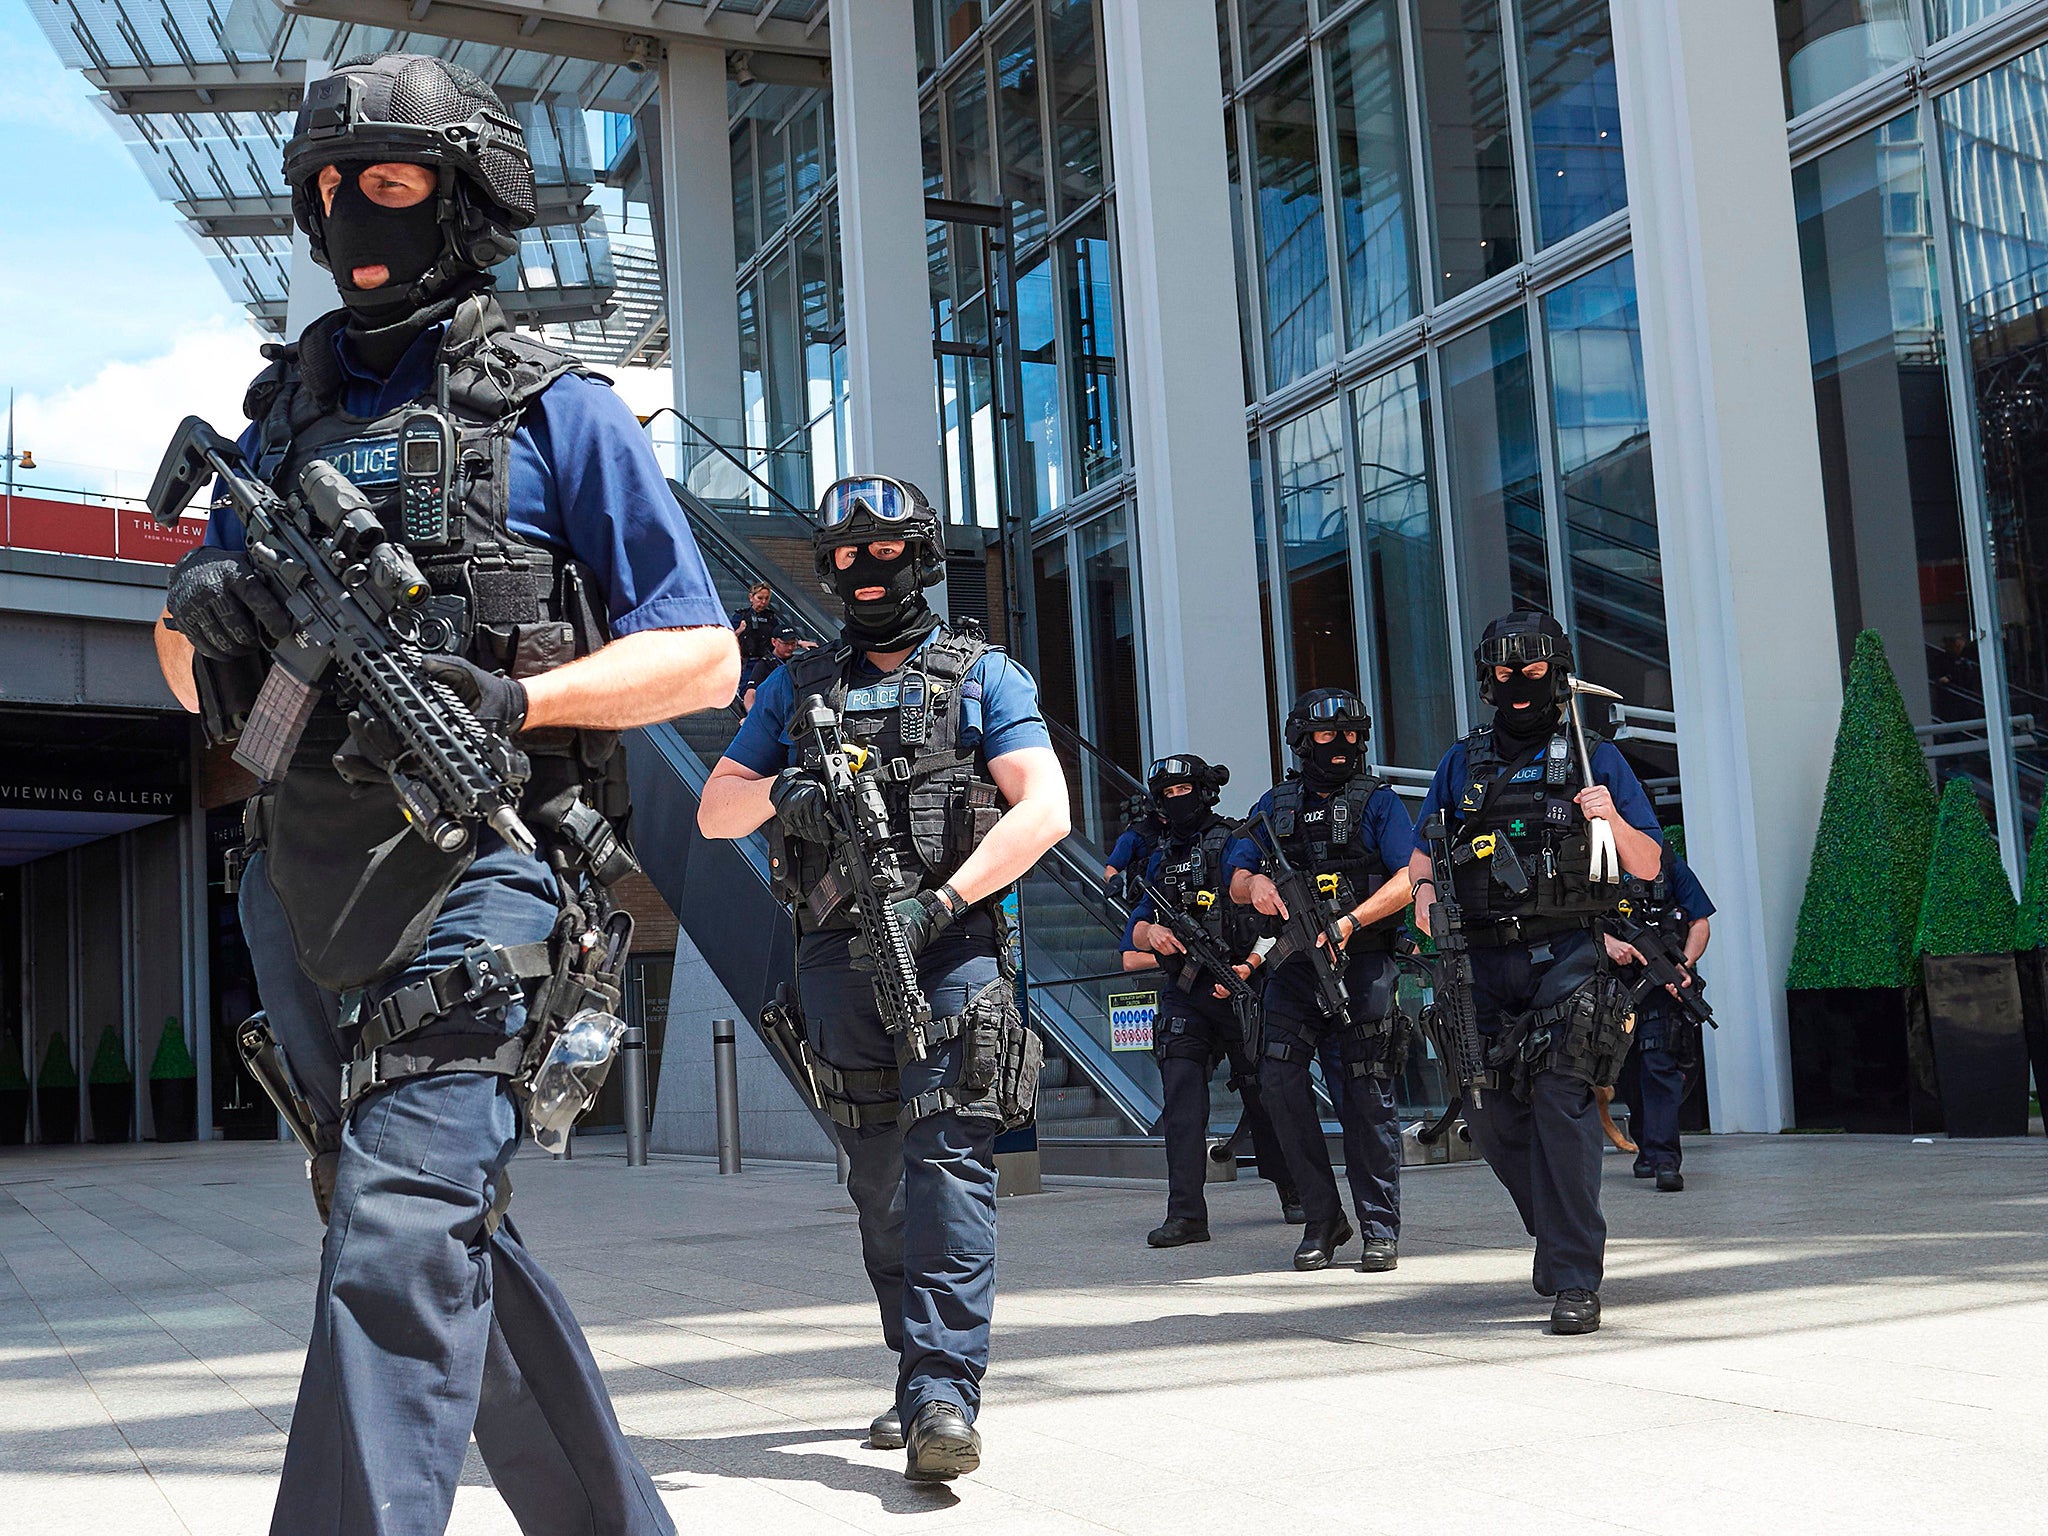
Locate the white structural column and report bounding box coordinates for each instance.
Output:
[1098,0,1269,789]
[658,41,744,429]
[827,0,945,498]
[1612,1,1843,1132]
[282,60,341,340]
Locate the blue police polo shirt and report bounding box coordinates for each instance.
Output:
[205,323,726,638]
[1666,855,1716,922]
[1106,825,1155,873]
[1221,781,1417,885]
[1121,845,1182,951]
[1415,736,1664,844]
[724,632,1052,778]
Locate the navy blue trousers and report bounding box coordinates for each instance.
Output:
[1630,989,1702,1175]
[1256,953,1401,1240]
[798,924,1001,1426]
[1465,930,1606,1296]
[1149,982,1293,1223]
[242,848,674,1536]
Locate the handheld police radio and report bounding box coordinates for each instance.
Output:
[397,365,458,549]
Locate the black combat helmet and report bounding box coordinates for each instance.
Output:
[282,54,535,301]
[1283,688,1372,757]
[812,475,947,589]
[1146,753,1229,810]
[1474,610,1573,706]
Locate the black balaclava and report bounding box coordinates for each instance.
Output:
[1159,789,1207,836]
[1301,733,1360,793]
[322,166,452,374]
[833,544,940,653]
[1491,670,1561,754]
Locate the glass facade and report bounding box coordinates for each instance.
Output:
[1222,0,1653,779]
[1789,7,2048,864]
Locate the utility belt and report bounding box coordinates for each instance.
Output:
[1487,966,1636,1101]
[1460,911,1593,950]
[1264,1007,1412,1082]
[761,976,1042,1134]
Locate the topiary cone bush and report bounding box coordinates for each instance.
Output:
[148,1017,198,1143]
[37,1034,78,1145]
[1786,630,1942,1131]
[2015,813,2048,1115]
[1916,778,2028,1137]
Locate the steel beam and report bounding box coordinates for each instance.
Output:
[268,0,830,64]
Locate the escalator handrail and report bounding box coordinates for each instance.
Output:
[649,406,810,518]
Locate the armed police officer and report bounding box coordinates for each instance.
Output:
[152,54,737,1536]
[1104,787,1165,898]
[698,475,1069,1482]
[1616,852,1714,1192]
[1121,754,1300,1247]
[1407,612,1663,1336]
[1226,691,1415,1274]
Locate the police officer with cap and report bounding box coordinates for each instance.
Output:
[699,475,1070,1481]
[1226,690,1416,1273]
[1618,851,1714,1192]
[1407,612,1664,1335]
[1122,754,1301,1246]
[153,52,737,1534]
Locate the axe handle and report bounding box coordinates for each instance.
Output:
[1595,1085,1636,1154]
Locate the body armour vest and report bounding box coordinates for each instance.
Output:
[1152,816,1250,956]
[242,293,622,811]
[773,623,1006,932]
[1447,724,1606,924]
[1267,777,1397,947]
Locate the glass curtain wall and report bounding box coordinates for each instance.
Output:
[1225,0,1656,781]
[1786,3,2048,865]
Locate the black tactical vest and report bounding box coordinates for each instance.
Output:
[773,623,1006,931]
[1447,723,1604,923]
[1152,815,1248,953]
[1266,776,1398,943]
[242,294,621,808]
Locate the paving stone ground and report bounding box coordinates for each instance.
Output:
[2,1131,2044,1535]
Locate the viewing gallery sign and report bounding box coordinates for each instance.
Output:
[0,779,181,814]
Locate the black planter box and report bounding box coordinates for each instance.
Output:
[150,1078,198,1143]
[37,1087,78,1146]
[1788,986,1943,1133]
[0,1088,26,1146]
[88,1083,133,1145]
[1923,953,2029,1138]
[2017,950,2048,1114]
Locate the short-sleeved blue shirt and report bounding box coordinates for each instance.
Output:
[723,632,1051,777]
[1666,855,1715,922]
[204,323,726,638]
[1222,781,1417,884]
[1414,736,1663,842]
[1106,825,1155,873]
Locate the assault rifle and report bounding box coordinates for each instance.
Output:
[1254,811,1351,1021]
[1608,885,1716,1032]
[1416,811,1491,1140]
[791,693,935,1059]
[148,416,536,857]
[1131,870,1258,1050]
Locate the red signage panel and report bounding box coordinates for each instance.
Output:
[7,496,117,558]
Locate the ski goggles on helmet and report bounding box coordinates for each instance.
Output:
[1476,628,1565,668]
[817,476,924,531]
[1149,755,1203,786]
[1300,692,1369,727]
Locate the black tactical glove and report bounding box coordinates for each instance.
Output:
[419,653,528,735]
[165,546,291,660]
[892,885,963,958]
[769,767,833,844]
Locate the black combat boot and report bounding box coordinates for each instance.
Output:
[869,1404,904,1450]
[1655,1170,1685,1192]
[1292,1214,1353,1271]
[1280,1194,1306,1224]
[904,1401,981,1482]
[1148,1217,1211,1247]
[1359,1237,1398,1272]
[1549,1289,1601,1335]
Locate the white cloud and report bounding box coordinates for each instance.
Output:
[11,320,267,500]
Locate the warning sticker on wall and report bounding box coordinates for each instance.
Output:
[1108,991,1158,1053]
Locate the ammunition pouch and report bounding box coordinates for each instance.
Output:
[1336,1009,1412,1082]
[194,652,267,747]
[900,978,1042,1131]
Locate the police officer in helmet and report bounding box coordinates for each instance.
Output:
[1122,753,1301,1247]
[1616,851,1714,1192]
[153,53,738,1535]
[1226,690,1416,1273]
[1407,612,1664,1335]
[699,475,1070,1481]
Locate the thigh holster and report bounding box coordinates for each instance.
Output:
[899,979,1042,1132]
[1337,1011,1412,1082]
[1490,969,1635,1098]
[811,1055,903,1131]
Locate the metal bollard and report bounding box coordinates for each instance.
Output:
[622,1021,649,1168]
[712,1018,742,1174]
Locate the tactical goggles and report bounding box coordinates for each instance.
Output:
[818,476,921,530]
[525,1008,626,1155]
[1476,630,1563,667]
[1302,694,1368,725]
[1149,755,1203,784]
